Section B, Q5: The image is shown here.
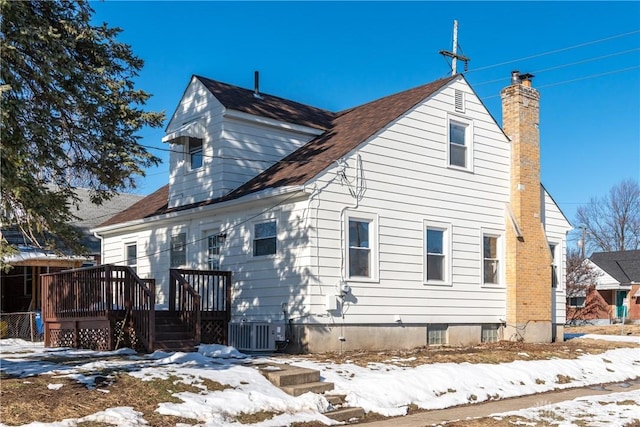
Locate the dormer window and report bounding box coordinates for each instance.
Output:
[188,137,203,170]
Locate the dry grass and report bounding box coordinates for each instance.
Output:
[0,373,230,426]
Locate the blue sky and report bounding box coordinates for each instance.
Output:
[91,1,639,245]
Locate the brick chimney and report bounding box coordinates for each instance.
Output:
[501,71,552,343]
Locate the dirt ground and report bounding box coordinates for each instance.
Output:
[1,325,638,426]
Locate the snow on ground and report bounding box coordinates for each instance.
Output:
[1,336,639,426]
[491,389,640,427]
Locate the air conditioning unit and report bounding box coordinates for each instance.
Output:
[229,322,285,352]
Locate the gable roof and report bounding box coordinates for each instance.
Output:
[590,250,640,284]
[98,74,458,228]
[195,75,335,131]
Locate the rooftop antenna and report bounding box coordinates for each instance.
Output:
[439,20,470,75]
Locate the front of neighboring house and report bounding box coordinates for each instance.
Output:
[93,71,571,352]
[568,250,640,324]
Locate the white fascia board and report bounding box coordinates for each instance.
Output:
[92,186,306,236]
[223,109,325,136]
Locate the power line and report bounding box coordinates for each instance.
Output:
[465,29,640,74]
[479,65,640,100]
[472,48,640,87]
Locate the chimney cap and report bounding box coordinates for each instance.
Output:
[520,73,535,81]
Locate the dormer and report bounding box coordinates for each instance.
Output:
[163,75,333,209]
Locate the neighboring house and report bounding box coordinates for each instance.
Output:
[0,189,144,313]
[569,250,640,323]
[93,71,571,352]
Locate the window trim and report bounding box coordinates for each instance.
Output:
[252,219,277,258]
[206,231,222,270]
[549,242,561,290]
[446,114,474,172]
[344,211,378,283]
[188,137,203,170]
[125,242,138,273]
[170,232,187,268]
[481,229,504,288]
[424,221,452,286]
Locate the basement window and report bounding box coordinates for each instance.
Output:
[481,324,500,343]
[428,324,448,345]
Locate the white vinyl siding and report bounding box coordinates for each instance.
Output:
[307,78,511,325]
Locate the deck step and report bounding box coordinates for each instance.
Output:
[262,366,320,386]
[153,339,197,353]
[324,406,365,422]
[280,381,335,397]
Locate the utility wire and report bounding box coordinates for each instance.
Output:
[465,29,640,74]
[471,48,640,87]
[479,65,640,100]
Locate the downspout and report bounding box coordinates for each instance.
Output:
[93,231,104,265]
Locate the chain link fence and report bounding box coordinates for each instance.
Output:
[0,311,44,342]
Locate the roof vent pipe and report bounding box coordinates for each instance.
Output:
[511,70,520,85]
[253,70,262,99]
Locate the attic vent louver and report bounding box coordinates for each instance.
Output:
[454,89,465,113]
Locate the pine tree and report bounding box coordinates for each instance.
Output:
[0,0,164,257]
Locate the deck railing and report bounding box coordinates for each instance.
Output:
[41,265,155,351]
[169,269,202,343]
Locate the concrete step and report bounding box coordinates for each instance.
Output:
[325,394,346,406]
[262,366,320,386]
[281,381,334,397]
[325,406,365,422]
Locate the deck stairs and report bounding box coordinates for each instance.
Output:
[258,363,365,422]
[152,311,197,352]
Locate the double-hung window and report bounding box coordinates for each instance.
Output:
[448,116,473,170]
[207,234,221,270]
[170,233,187,268]
[188,137,203,170]
[425,222,450,284]
[426,229,445,281]
[550,243,558,288]
[253,220,277,256]
[349,219,370,278]
[345,213,377,281]
[125,243,137,273]
[483,234,500,285]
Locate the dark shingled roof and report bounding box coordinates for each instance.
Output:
[590,250,640,284]
[195,75,335,131]
[98,75,457,228]
[99,185,169,227]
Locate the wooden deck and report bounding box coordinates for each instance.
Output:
[41,265,231,352]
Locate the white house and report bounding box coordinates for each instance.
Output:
[93,71,571,352]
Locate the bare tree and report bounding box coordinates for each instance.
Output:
[576,179,640,254]
[565,248,607,324]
